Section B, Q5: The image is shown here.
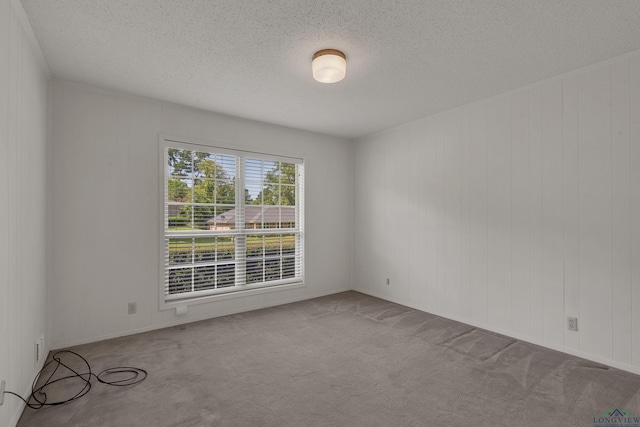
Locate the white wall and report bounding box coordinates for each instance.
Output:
[49,80,353,349]
[354,52,640,374]
[0,0,49,425]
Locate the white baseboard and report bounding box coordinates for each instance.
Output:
[52,287,352,350]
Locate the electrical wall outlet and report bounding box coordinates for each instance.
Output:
[36,333,45,367]
[1,380,5,406]
[33,333,45,366]
[128,302,137,315]
[567,316,578,332]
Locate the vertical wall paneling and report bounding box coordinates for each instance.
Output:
[528,87,545,341]
[126,100,162,330]
[630,56,640,366]
[382,134,399,299]
[444,110,462,318]
[510,90,531,336]
[93,93,127,336]
[0,1,10,422]
[373,135,390,298]
[380,136,394,299]
[392,131,410,304]
[354,136,377,294]
[50,84,68,343]
[467,103,488,325]
[20,30,47,377]
[0,1,49,425]
[354,138,376,293]
[354,51,640,374]
[562,75,580,350]
[578,64,614,359]
[486,97,512,328]
[374,135,390,297]
[8,0,21,386]
[459,107,472,320]
[423,117,441,313]
[435,118,446,312]
[376,136,389,297]
[541,80,565,346]
[52,87,97,344]
[407,119,428,307]
[611,59,632,364]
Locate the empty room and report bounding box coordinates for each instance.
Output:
[3,1,640,426]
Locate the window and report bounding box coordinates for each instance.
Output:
[161,137,304,305]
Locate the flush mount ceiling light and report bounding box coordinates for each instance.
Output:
[312,49,346,83]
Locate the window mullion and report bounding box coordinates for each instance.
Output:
[190,152,196,293]
[190,150,195,230]
[191,237,195,293]
[296,164,304,279]
[279,234,283,280]
[235,156,246,286]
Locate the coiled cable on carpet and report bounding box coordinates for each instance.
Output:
[2,350,147,409]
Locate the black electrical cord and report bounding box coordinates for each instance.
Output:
[2,350,147,409]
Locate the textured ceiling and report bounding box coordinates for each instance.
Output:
[20,0,640,139]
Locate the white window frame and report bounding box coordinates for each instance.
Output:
[159,134,305,310]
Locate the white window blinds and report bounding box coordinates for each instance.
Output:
[162,139,304,303]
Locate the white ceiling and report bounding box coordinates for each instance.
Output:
[21,0,640,139]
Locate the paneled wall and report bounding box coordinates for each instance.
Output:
[49,80,353,349]
[0,0,49,425]
[354,53,640,373]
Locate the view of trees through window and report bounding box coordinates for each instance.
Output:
[164,146,302,298]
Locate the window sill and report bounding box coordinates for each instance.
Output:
[160,280,307,311]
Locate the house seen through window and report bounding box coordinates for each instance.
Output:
[162,139,304,303]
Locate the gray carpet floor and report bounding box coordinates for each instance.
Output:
[16,291,640,427]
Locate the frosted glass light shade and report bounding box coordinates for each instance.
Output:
[312,49,346,83]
